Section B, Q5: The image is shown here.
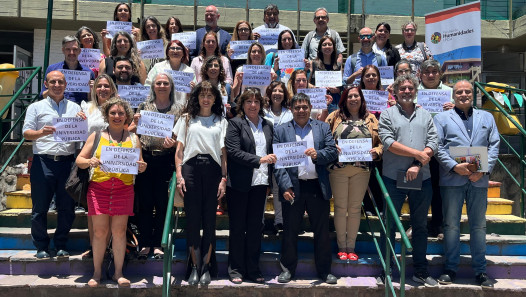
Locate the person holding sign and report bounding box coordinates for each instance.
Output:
[129,73,178,260]
[417,60,453,108]
[253,4,293,42]
[372,22,401,67]
[200,56,231,118]
[78,74,116,135]
[191,31,233,85]
[227,21,256,75]
[101,3,140,57]
[288,69,332,121]
[433,80,500,288]
[325,85,382,261]
[164,16,183,40]
[145,39,195,89]
[23,71,82,260]
[41,35,95,104]
[309,36,342,114]
[377,74,438,287]
[225,88,275,284]
[273,93,338,284]
[138,16,168,72]
[173,81,228,286]
[100,31,147,85]
[76,26,103,76]
[76,97,146,287]
[265,30,307,85]
[230,42,277,101]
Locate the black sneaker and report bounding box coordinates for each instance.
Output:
[438,270,456,285]
[475,273,494,288]
[413,273,438,287]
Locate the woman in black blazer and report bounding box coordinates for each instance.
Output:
[225,88,277,284]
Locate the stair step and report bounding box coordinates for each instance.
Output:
[2,227,526,256]
[5,190,31,209]
[401,197,515,215]
[0,274,525,297]
[1,249,526,280]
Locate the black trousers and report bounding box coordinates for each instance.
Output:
[30,155,75,251]
[429,156,443,233]
[182,154,221,277]
[227,185,267,280]
[280,179,331,278]
[135,151,174,248]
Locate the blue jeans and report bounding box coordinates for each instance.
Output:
[381,176,432,275]
[441,183,487,274]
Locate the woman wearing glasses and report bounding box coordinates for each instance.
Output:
[395,21,433,75]
[145,40,196,110]
[227,21,256,76]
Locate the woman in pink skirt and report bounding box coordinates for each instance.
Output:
[76,98,147,287]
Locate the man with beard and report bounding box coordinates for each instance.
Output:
[377,74,438,287]
[193,5,232,57]
[253,4,294,54]
[112,56,141,86]
[41,36,95,104]
[301,8,345,65]
[344,27,387,84]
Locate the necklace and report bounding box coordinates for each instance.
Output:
[108,128,125,147]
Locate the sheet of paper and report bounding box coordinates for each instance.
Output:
[99,146,140,174]
[136,110,175,138]
[52,117,88,142]
[273,141,308,169]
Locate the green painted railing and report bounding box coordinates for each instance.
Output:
[0,66,43,173]
[161,171,180,297]
[362,167,412,297]
[474,82,526,217]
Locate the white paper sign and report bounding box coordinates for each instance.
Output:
[106,21,132,39]
[137,110,175,138]
[417,89,452,113]
[449,146,489,172]
[273,141,308,169]
[338,138,373,162]
[378,66,394,85]
[257,28,280,51]
[362,90,389,112]
[118,85,149,108]
[137,39,165,59]
[78,48,100,70]
[164,69,193,93]
[297,88,327,110]
[172,32,197,50]
[243,65,271,86]
[100,146,140,174]
[229,40,256,60]
[315,71,342,88]
[278,49,305,69]
[52,117,88,142]
[60,69,91,93]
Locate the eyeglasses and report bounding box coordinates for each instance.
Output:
[359,34,374,40]
[315,15,328,20]
[169,46,183,51]
[208,63,220,69]
[238,28,250,33]
[403,28,416,33]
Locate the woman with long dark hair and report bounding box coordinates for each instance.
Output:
[165,16,183,40]
[373,22,401,67]
[174,81,228,285]
[101,3,140,56]
[264,29,308,85]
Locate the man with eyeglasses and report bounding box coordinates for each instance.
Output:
[343,27,387,85]
[41,35,95,104]
[112,56,141,86]
[273,93,338,284]
[253,4,295,53]
[194,5,232,57]
[434,80,499,288]
[378,74,438,287]
[301,7,345,65]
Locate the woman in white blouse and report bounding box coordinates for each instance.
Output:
[173,81,227,286]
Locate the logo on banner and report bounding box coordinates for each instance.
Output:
[430,32,442,44]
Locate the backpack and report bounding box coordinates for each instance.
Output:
[417,42,429,61]
[303,29,338,59]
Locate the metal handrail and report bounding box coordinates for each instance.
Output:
[474,82,526,217]
[161,171,179,297]
[0,66,42,174]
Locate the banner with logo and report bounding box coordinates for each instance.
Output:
[425,1,481,83]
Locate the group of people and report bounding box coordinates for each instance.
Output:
[23,2,499,289]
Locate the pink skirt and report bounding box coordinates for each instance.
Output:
[87,178,134,216]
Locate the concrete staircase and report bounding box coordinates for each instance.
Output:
[1,175,526,296]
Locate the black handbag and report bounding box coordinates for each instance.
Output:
[65,131,101,207]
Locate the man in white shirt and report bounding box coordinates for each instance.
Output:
[253,4,294,53]
[23,70,82,259]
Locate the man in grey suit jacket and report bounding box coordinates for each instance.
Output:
[434,80,500,288]
[273,93,338,284]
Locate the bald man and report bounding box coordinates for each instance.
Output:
[193,5,232,57]
[23,70,82,259]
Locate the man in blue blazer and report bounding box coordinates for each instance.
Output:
[273,93,338,284]
[434,80,500,288]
